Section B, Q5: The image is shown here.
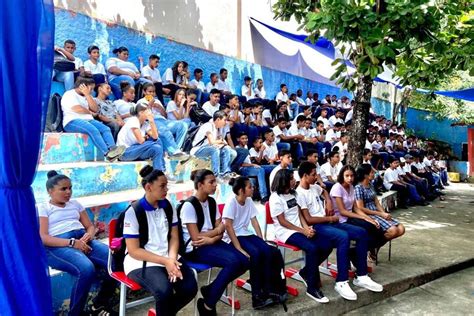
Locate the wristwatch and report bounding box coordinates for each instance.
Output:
[69,238,76,248]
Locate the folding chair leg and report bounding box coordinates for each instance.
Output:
[119,283,127,316]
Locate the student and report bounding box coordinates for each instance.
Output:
[61,76,125,161]
[206,73,219,93]
[262,130,279,165]
[328,110,345,128]
[303,149,326,188]
[106,46,150,99]
[141,54,166,105]
[190,111,236,179]
[319,151,342,191]
[253,79,266,99]
[269,169,330,303]
[202,89,222,118]
[235,133,271,203]
[275,84,294,118]
[189,68,206,103]
[332,132,349,162]
[223,177,283,309]
[305,92,313,106]
[123,166,197,316]
[241,76,255,100]
[269,150,293,191]
[180,170,248,315]
[162,61,187,98]
[355,164,405,248]
[297,162,382,301]
[94,83,124,140]
[273,117,304,162]
[39,171,117,316]
[114,81,137,123]
[117,104,165,170]
[166,88,192,124]
[217,68,232,96]
[53,39,84,90]
[316,108,330,129]
[325,122,343,144]
[83,45,107,85]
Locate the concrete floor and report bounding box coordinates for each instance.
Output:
[124,182,474,315]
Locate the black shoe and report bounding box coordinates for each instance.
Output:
[197,298,216,316]
[252,295,274,309]
[306,288,329,303]
[418,201,430,206]
[200,285,211,300]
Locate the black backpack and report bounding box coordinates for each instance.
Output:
[44,93,63,132]
[176,196,217,255]
[112,199,174,274]
[53,51,75,72]
[181,124,206,153]
[190,103,212,125]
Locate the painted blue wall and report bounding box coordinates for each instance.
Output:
[54,9,350,100]
[371,97,392,119]
[406,108,467,159]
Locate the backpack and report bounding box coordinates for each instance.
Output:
[190,103,212,125]
[134,81,146,103]
[175,196,217,255]
[44,93,63,132]
[112,198,173,274]
[53,51,75,72]
[180,124,206,153]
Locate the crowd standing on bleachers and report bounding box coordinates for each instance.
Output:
[43,39,451,315]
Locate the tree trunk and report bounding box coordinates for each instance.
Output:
[347,75,373,167]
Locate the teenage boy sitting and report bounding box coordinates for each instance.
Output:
[319,151,342,191]
[262,130,279,165]
[141,54,166,104]
[53,39,84,90]
[273,117,304,163]
[269,149,293,190]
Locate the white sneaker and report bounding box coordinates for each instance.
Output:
[353,275,383,292]
[334,281,357,300]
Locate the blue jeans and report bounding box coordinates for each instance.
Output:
[239,166,269,199]
[154,117,187,154]
[53,70,75,90]
[237,235,279,297]
[64,119,115,155]
[183,241,248,307]
[407,182,423,203]
[45,229,117,316]
[285,233,331,292]
[231,147,250,173]
[276,142,290,152]
[289,102,298,119]
[193,145,233,176]
[120,140,165,171]
[315,141,332,160]
[109,75,151,99]
[128,261,197,316]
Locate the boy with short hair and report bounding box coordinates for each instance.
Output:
[53,39,84,90]
[269,149,293,190]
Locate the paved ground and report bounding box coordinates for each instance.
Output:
[125,182,474,315]
[346,267,474,315]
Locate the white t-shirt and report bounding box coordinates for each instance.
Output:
[385,139,395,153]
[383,168,400,190]
[222,196,257,243]
[365,140,373,150]
[275,91,288,102]
[241,85,255,100]
[166,100,184,120]
[123,199,178,274]
[116,116,150,148]
[328,116,344,128]
[345,109,353,123]
[269,165,284,190]
[325,129,340,143]
[141,65,162,82]
[254,87,266,99]
[372,141,382,151]
[202,101,220,117]
[320,162,340,182]
[105,57,138,81]
[296,184,325,217]
[37,200,85,236]
[272,126,287,143]
[83,60,106,75]
[206,82,219,92]
[217,79,231,92]
[61,89,94,127]
[73,56,83,70]
[114,99,136,121]
[317,117,330,129]
[136,97,165,119]
[332,141,347,160]
[305,98,313,105]
[269,192,301,243]
[263,142,278,161]
[162,68,182,85]
[262,109,272,126]
[190,79,205,91]
[423,157,433,167]
[180,199,221,253]
[190,121,217,154]
[288,124,304,136]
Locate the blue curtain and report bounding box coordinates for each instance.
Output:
[0,0,55,315]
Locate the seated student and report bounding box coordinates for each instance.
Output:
[403,154,437,200]
[137,83,188,160]
[325,122,343,145]
[332,132,349,163]
[166,88,192,125]
[83,45,107,85]
[269,149,293,190]
[383,157,427,207]
[223,176,285,309]
[106,46,150,99]
[398,157,432,202]
[288,115,316,154]
[217,68,233,98]
[362,149,386,194]
[302,149,326,188]
[124,166,198,316]
[141,54,166,105]
[273,117,304,163]
[235,133,271,203]
[180,170,248,314]
[262,130,280,165]
[206,72,219,93]
[355,164,405,260]
[53,39,84,90]
[95,83,124,140]
[316,108,330,129]
[295,89,306,108]
[241,76,255,100]
[424,151,448,187]
[253,79,266,99]
[117,104,164,170]
[202,89,222,118]
[162,61,187,99]
[293,105,313,124]
[412,153,442,195]
[275,84,296,119]
[308,120,332,159]
[39,171,117,316]
[328,109,345,128]
[61,76,125,161]
[114,81,137,123]
[190,111,237,180]
[189,68,207,104]
[269,169,331,303]
[305,92,313,106]
[297,162,382,301]
[319,151,342,191]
